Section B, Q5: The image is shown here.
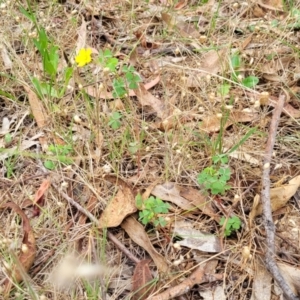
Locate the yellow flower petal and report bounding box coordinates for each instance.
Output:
[75,48,92,67]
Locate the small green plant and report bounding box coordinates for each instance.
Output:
[136,194,170,227]
[20,6,73,100]
[230,53,259,88]
[4,133,12,145]
[128,141,140,154]
[33,28,59,80]
[198,101,256,195]
[4,156,17,178]
[98,49,141,98]
[220,216,241,237]
[197,164,231,195]
[108,111,122,129]
[44,144,73,170]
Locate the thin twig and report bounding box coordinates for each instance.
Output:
[261,92,299,300]
[52,183,141,264]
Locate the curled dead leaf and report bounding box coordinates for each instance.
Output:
[250,259,272,300]
[151,182,194,210]
[75,17,87,53]
[200,111,258,133]
[187,49,227,87]
[121,216,168,273]
[1,202,36,296]
[277,263,300,296]
[24,86,48,128]
[134,82,166,119]
[251,175,300,218]
[99,176,137,228]
[132,259,155,300]
[148,260,221,300]
[178,186,219,221]
[174,221,222,253]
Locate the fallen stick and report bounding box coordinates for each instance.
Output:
[260,92,299,300]
[52,183,140,264]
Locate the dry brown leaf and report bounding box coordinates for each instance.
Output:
[24,86,48,128]
[261,57,292,82]
[250,260,272,300]
[109,99,126,111]
[282,102,300,119]
[178,186,219,221]
[161,13,177,30]
[262,73,285,82]
[135,31,160,49]
[200,49,226,74]
[200,111,258,133]
[1,43,12,70]
[134,82,166,119]
[132,259,155,300]
[149,260,221,300]
[28,179,50,217]
[34,179,50,205]
[1,202,36,296]
[121,216,169,273]
[239,34,253,51]
[249,194,261,227]
[226,149,260,166]
[99,176,137,228]
[161,12,200,39]
[151,182,194,210]
[174,0,188,10]
[142,180,160,201]
[187,49,227,87]
[174,221,222,253]
[252,4,265,17]
[175,20,201,39]
[200,285,226,300]
[277,263,300,296]
[258,0,284,10]
[251,175,300,217]
[245,91,300,119]
[78,195,97,226]
[76,17,87,53]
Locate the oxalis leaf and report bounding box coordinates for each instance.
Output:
[242,76,259,88]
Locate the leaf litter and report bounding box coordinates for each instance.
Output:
[1,0,300,298]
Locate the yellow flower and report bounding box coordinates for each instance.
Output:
[75,48,92,67]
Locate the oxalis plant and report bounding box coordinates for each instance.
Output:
[135,194,170,227]
[197,97,256,236]
[220,216,242,237]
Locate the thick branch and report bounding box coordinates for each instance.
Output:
[261,93,299,300]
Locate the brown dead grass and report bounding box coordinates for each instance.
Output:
[0,0,300,299]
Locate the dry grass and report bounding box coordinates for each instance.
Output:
[0,0,300,299]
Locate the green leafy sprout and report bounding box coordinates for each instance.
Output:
[230,53,259,88]
[108,111,122,130]
[197,164,231,195]
[136,194,170,227]
[98,49,141,98]
[220,216,241,237]
[44,144,73,170]
[20,6,73,100]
